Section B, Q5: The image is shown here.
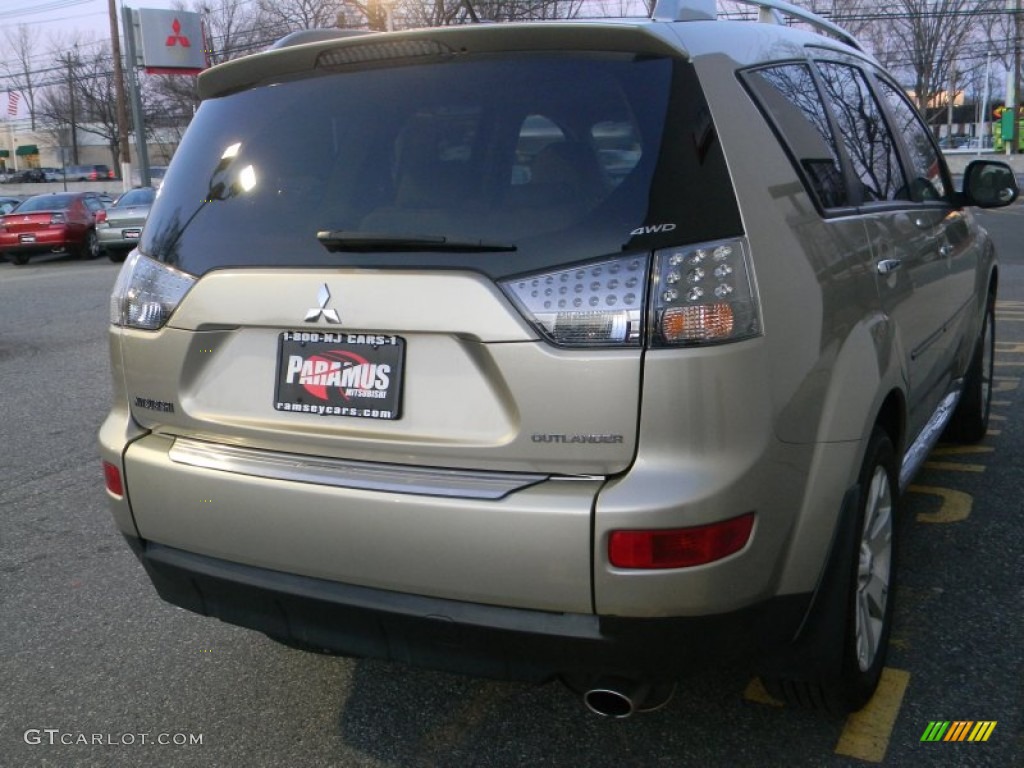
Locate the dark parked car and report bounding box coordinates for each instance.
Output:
[66,164,115,181]
[0,191,106,264]
[6,168,46,183]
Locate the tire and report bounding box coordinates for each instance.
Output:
[944,296,995,443]
[11,252,29,265]
[108,249,127,263]
[78,229,100,260]
[764,428,897,714]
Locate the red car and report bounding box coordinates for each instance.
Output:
[0,192,106,265]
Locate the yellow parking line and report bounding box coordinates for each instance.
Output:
[930,445,994,456]
[922,462,985,473]
[834,668,910,763]
[910,485,973,523]
[743,677,784,707]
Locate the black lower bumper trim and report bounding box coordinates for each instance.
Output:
[128,537,811,682]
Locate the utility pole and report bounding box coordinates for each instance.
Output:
[109,0,132,186]
[66,54,79,166]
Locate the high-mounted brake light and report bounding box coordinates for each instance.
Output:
[609,512,755,569]
[652,238,760,345]
[500,255,649,347]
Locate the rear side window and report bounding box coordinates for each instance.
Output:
[743,63,849,208]
[814,62,907,203]
[875,79,949,202]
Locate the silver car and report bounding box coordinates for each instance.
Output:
[96,187,156,262]
[100,0,1018,718]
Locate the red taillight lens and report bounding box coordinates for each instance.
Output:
[95,209,107,224]
[608,512,755,569]
[103,461,124,496]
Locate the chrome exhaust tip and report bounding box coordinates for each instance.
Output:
[583,677,651,718]
[581,676,677,718]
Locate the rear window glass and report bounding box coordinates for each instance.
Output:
[18,195,74,212]
[143,53,741,278]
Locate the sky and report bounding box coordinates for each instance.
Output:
[1,0,183,118]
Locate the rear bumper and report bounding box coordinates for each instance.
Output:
[125,535,812,682]
[0,229,77,253]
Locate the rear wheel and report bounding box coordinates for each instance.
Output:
[765,428,897,714]
[11,252,29,265]
[79,230,100,260]
[945,296,995,443]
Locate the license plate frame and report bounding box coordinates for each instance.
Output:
[274,331,405,420]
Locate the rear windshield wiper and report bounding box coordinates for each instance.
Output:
[317,230,517,253]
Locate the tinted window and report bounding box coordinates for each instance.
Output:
[815,62,907,203]
[17,194,74,212]
[142,54,740,278]
[875,79,948,202]
[116,188,156,207]
[744,63,849,208]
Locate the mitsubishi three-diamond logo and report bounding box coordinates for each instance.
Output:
[304,284,341,323]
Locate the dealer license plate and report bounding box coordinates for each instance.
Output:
[274,331,404,420]
[124,229,141,239]
[19,234,35,243]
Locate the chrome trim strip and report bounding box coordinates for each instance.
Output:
[168,438,550,501]
[899,384,961,492]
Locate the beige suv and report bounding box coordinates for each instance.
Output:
[100,0,1018,717]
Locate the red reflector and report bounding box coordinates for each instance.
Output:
[103,461,124,496]
[608,513,755,569]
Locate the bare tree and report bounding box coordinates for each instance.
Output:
[2,26,45,130]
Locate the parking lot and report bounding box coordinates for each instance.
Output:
[0,204,1021,766]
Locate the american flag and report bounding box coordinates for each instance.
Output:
[7,91,20,117]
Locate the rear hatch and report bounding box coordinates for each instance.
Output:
[115,27,741,475]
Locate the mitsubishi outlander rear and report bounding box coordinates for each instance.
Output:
[100,0,1018,716]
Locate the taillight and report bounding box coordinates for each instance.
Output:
[608,512,755,569]
[95,209,108,225]
[110,251,197,330]
[103,461,124,496]
[50,212,66,224]
[499,255,649,347]
[651,238,760,346]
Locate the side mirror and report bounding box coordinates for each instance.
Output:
[961,160,1019,208]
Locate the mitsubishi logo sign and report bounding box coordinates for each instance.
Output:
[165,19,192,48]
[135,9,207,75]
[305,284,342,324]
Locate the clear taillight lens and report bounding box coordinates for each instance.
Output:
[110,251,196,330]
[651,238,760,346]
[499,255,649,347]
[50,212,66,224]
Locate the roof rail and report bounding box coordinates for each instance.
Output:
[651,0,864,52]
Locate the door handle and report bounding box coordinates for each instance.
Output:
[877,259,902,275]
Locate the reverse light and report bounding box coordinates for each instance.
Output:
[110,250,197,330]
[609,513,755,569]
[50,212,66,225]
[653,238,760,345]
[500,255,649,347]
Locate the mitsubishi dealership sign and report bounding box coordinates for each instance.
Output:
[133,8,207,75]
